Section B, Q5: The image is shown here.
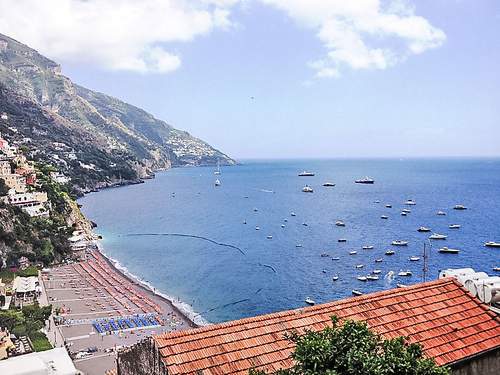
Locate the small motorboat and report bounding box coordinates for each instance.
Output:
[335,220,346,227]
[392,240,408,246]
[385,204,392,208]
[485,242,500,248]
[338,238,347,242]
[449,224,461,229]
[402,209,411,213]
[366,275,379,281]
[332,275,339,281]
[281,224,285,228]
[362,245,374,250]
[418,227,431,232]
[352,290,363,296]
[437,211,446,216]
[290,212,296,217]
[454,205,467,210]
[355,177,374,184]
[302,222,308,226]
[380,215,388,219]
[266,235,273,239]
[355,264,364,269]
[439,247,460,254]
[398,270,412,277]
[322,269,327,274]
[357,276,367,281]
[401,212,407,216]
[302,185,313,193]
[405,200,416,205]
[429,233,447,240]
[493,267,500,272]
[255,226,260,230]
[320,253,329,258]
[243,220,247,224]
[349,251,357,255]
[298,171,315,177]
[372,269,382,274]
[375,258,383,263]
[295,244,303,248]
[305,297,315,305]
[331,257,340,261]
[323,182,336,187]
[374,200,381,203]
[385,250,395,256]
[214,179,221,186]
[254,208,259,212]
[397,284,407,288]
[409,256,420,261]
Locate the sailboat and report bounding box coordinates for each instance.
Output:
[214,160,221,175]
[214,179,221,187]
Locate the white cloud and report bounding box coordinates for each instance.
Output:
[0,0,236,74]
[259,0,446,78]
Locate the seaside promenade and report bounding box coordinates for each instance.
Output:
[41,250,195,375]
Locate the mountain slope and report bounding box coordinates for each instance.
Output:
[0,33,234,193]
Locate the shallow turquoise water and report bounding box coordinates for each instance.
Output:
[79,159,500,323]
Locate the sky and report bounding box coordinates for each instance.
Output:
[0,0,499,159]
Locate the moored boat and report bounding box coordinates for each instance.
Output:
[352,289,363,296]
[409,256,420,261]
[485,241,500,248]
[372,269,382,274]
[349,251,357,255]
[355,264,364,269]
[366,275,379,281]
[385,250,395,256]
[335,220,345,227]
[355,177,374,184]
[385,204,392,208]
[439,247,460,254]
[429,233,447,240]
[302,185,313,193]
[437,211,446,216]
[362,245,374,250]
[418,226,431,232]
[449,224,461,229]
[392,240,408,246]
[323,182,336,187]
[398,270,412,277]
[357,276,367,281]
[298,171,315,177]
[214,179,221,186]
[304,297,315,305]
[375,258,383,263]
[454,204,467,210]
[332,275,339,281]
[405,199,416,205]
[381,215,388,219]
[338,238,347,242]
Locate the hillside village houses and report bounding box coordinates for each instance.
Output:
[0,132,50,217]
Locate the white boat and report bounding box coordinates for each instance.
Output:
[214,160,221,175]
[266,235,273,239]
[302,222,308,226]
[304,297,315,305]
[255,226,260,230]
[454,205,467,210]
[374,200,381,203]
[302,185,313,193]
[338,238,347,242]
[397,284,407,288]
[437,211,446,216]
[323,182,335,187]
[355,264,364,269]
[295,244,303,248]
[214,179,221,186]
[366,275,379,281]
[418,227,431,232]
[493,267,500,272]
[439,247,460,254]
[380,215,388,219]
[449,224,461,229]
[398,270,412,277]
[357,276,367,281]
[401,212,407,216]
[349,251,357,255]
[385,204,392,208]
[322,269,327,274]
[362,245,374,250]
[409,256,420,261]
[281,224,285,228]
[290,212,296,217]
[429,233,447,240]
[372,269,382,274]
[392,240,408,246]
[321,253,329,258]
[405,200,416,205]
[298,171,315,177]
[331,257,340,261]
[375,258,383,263]
[335,220,345,227]
[254,208,258,212]
[355,177,374,184]
[332,275,339,281]
[385,250,395,255]
[485,242,500,248]
[402,209,411,213]
[352,289,363,296]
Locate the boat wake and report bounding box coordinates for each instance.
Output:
[124,233,246,255]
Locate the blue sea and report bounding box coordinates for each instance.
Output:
[78,159,500,324]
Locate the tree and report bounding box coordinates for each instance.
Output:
[0,177,9,196]
[250,316,449,375]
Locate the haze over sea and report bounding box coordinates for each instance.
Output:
[79,159,500,324]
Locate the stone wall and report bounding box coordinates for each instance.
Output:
[117,338,167,375]
[451,348,499,375]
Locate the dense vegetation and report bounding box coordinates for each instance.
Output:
[250,317,449,375]
[0,303,53,352]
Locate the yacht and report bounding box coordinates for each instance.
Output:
[214,179,221,187]
[493,267,500,272]
[401,212,407,216]
[266,235,273,239]
[362,245,374,250]
[397,284,407,288]
[298,171,315,177]
[355,264,364,269]
[485,241,500,248]
[338,238,347,242]
[335,220,346,227]
[380,215,389,219]
[409,256,420,261]
[255,226,260,231]
[323,182,336,187]
[454,205,467,210]
[331,257,340,261]
[402,209,411,213]
[418,227,431,232]
[398,270,412,277]
[355,177,375,184]
[357,276,368,282]
[295,244,303,248]
[332,275,339,281]
[449,224,461,229]
[290,212,296,217]
[352,289,363,296]
[429,233,447,240]
[366,275,379,281]
[385,204,392,208]
[372,269,382,274]
[349,251,357,255]
[302,185,313,193]
[392,240,409,246]
[439,247,459,254]
[375,258,383,263]
[374,200,381,203]
[304,297,315,305]
[281,224,285,228]
[437,211,446,216]
[385,250,395,256]
[405,199,416,205]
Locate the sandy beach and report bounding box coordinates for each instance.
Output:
[41,248,197,375]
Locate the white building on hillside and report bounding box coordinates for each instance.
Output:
[0,347,78,375]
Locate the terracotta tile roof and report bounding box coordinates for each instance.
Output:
[153,278,500,374]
